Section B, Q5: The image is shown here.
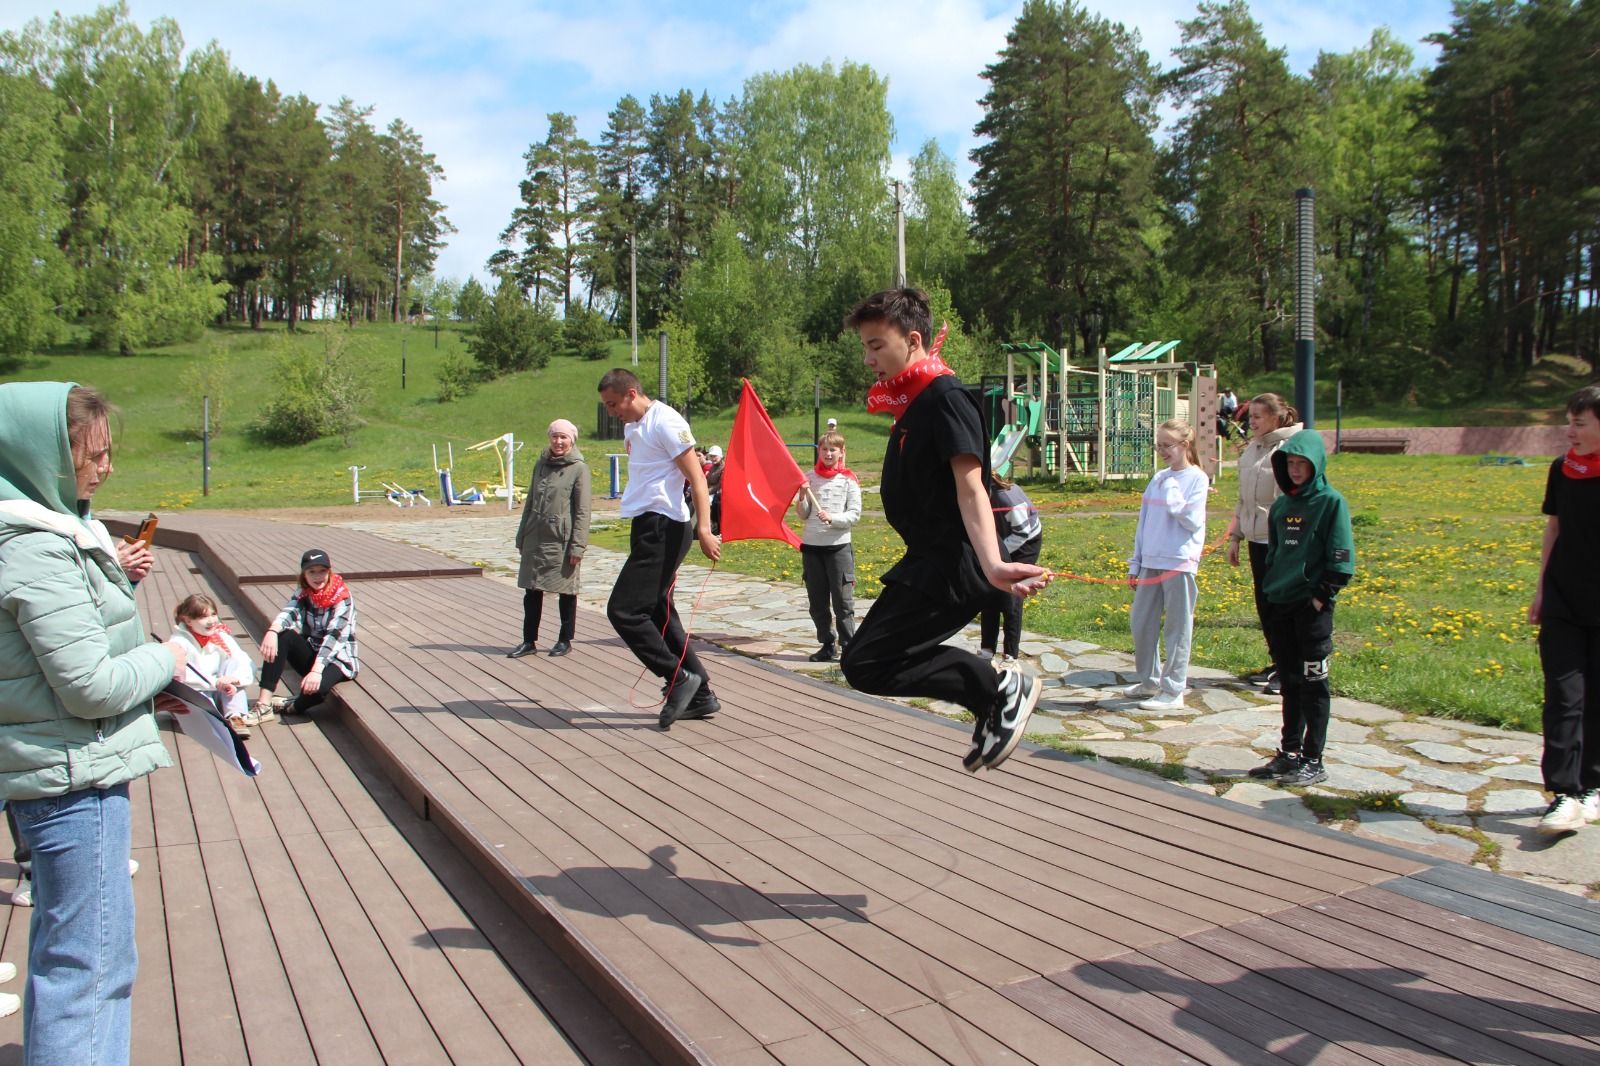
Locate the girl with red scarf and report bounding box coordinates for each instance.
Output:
[796,430,862,662]
[170,593,257,738]
[1531,385,1600,835]
[255,548,360,717]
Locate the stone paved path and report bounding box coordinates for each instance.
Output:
[338,511,1600,899]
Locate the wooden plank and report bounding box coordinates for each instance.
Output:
[1381,875,1600,960]
[1409,863,1600,937]
[160,842,249,1064]
[129,833,180,1066]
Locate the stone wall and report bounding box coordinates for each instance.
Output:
[1317,426,1567,457]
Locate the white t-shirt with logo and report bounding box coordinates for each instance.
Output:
[620,400,696,521]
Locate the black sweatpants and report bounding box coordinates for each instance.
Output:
[1247,540,1272,660]
[1263,599,1335,762]
[841,578,1002,718]
[606,512,707,683]
[980,534,1042,658]
[1539,615,1600,796]
[523,589,577,645]
[801,542,856,647]
[259,629,353,713]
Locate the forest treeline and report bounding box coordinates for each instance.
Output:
[2,1,1596,413]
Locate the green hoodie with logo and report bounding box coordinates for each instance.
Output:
[1262,429,1355,606]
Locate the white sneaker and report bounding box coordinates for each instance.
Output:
[1539,795,1587,836]
[0,961,15,983]
[1138,690,1187,712]
[1122,682,1159,699]
[0,991,17,1019]
[10,877,30,908]
[129,858,140,878]
[1580,789,1600,823]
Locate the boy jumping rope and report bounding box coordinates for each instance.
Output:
[839,288,1051,771]
[598,369,722,729]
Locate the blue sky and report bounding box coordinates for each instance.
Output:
[6,1,1455,285]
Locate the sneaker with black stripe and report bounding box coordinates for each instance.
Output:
[962,714,994,773]
[981,666,1042,771]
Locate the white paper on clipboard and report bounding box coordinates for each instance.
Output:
[161,679,262,777]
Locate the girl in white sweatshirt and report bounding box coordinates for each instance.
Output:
[1125,420,1209,710]
[170,593,258,738]
[796,431,862,662]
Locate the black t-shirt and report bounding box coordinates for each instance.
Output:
[1541,458,1600,626]
[879,375,993,601]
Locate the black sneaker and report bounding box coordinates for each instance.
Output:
[657,672,703,730]
[808,643,836,663]
[1248,750,1300,778]
[1262,673,1281,696]
[1276,759,1327,786]
[981,666,1042,770]
[1246,666,1274,685]
[681,688,721,720]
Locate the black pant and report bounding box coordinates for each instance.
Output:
[524,589,576,645]
[5,806,26,874]
[1539,615,1600,795]
[259,629,352,713]
[841,577,1002,718]
[801,543,856,646]
[1263,599,1335,761]
[606,512,707,683]
[1247,540,1273,662]
[980,534,1042,658]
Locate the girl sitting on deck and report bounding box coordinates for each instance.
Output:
[254,548,360,716]
[170,592,257,738]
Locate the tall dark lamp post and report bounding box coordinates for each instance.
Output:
[1295,187,1316,427]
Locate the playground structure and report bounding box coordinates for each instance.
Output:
[987,340,1219,483]
[347,466,431,508]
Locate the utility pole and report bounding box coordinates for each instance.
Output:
[893,180,906,288]
[1294,188,1316,428]
[629,234,639,366]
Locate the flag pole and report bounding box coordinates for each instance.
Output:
[801,484,825,519]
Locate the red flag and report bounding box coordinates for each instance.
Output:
[721,379,806,548]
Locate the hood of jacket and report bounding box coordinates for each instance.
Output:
[0,381,79,515]
[1271,428,1330,499]
[539,444,585,469]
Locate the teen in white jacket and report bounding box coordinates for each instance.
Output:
[169,592,257,735]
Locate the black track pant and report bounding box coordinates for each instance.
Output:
[1264,600,1334,762]
[842,579,1002,718]
[1540,616,1600,795]
[259,629,352,713]
[606,512,707,683]
[524,590,577,645]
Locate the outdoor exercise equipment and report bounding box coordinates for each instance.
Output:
[432,443,483,506]
[987,340,1218,483]
[348,466,430,507]
[467,432,525,512]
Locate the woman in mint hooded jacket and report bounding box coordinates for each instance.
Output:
[0,382,185,1066]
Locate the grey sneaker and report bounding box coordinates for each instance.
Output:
[1276,759,1327,787]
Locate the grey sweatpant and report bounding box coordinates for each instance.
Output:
[1129,568,1198,696]
[801,542,856,646]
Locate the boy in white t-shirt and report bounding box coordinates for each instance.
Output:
[598,369,722,728]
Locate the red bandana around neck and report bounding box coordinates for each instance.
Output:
[1564,450,1600,479]
[866,323,954,421]
[305,571,351,609]
[187,623,231,649]
[814,459,858,481]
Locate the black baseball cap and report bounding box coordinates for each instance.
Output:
[300,548,331,571]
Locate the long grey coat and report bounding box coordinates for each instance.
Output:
[515,447,591,594]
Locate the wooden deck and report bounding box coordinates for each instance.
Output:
[6,512,1595,1064]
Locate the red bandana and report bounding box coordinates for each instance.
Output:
[1563,450,1600,479]
[306,571,351,610]
[814,459,858,481]
[866,323,954,422]
[188,623,231,649]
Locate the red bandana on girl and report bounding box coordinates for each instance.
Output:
[188,623,231,649]
[814,459,858,481]
[306,571,351,609]
[1563,450,1600,479]
[866,323,953,422]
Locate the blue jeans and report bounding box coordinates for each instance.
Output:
[12,785,136,1066]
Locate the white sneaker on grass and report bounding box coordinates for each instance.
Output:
[1138,690,1187,712]
[1539,794,1587,836]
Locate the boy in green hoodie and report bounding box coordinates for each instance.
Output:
[1247,429,1355,786]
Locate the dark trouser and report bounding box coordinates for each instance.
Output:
[801,543,856,646]
[1539,616,1600,795]
[6,805,27,873]
[1264,599,1335,762]
[1247,540,1272,662]
[524,589,576,645]
[259,629,353,713]
[607,512,707,683]
[841,578,1002,719]
[980,534,1042,658]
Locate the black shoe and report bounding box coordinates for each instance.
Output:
[682,688,721,720]
[507,642,537,659]
[1277,759,1327,786]
[962,714,993,773]
[982,666,1042,770]
[548,640,571,657]
[658,672,703,730]
[1263,673,1281,696]
[808,643,836,663]
[1246,666,1274,685]
[1248,750,1300,778]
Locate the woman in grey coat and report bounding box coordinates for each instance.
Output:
[508,419,592,658]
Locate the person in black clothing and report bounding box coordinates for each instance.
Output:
[839,288,1050,772]
[1531,385,1600,835]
